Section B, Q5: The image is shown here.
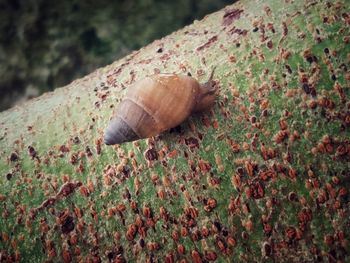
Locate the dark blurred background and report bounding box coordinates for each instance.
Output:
[0,0,233,111]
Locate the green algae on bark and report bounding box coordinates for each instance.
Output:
[1,0,350,262]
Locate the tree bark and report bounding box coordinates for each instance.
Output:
[1,0,349,261]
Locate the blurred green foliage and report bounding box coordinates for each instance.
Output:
[0,0,233,111]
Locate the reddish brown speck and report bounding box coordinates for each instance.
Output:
[197,36,218,51]
[267,40,273,49]
[144,148,158,161]
[185,137,199,149]
[9,152,19,162]
[205,250,217,261]
[250,181,265,199]
[222,9,244,26]
[27,146,37,159]
[191,250,203,263]
[285,226,297,240]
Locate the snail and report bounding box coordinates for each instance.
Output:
[104,69,217,145]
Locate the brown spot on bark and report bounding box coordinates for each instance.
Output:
[250,181,265,199]
[144,148,158,161]
[185,137,199,149]
[9,152,19,162]
[223,9,244,26]
[197,36,218,51]
[61,215,75,234]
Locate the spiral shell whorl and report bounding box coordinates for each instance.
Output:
[104,115,138,145]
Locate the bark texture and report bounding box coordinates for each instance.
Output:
[0,0,350,262]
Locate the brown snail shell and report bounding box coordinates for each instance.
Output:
[104,69,217,145]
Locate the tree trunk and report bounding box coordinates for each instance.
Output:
[1,0,349,261]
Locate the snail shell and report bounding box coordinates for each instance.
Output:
[104,70,217,145]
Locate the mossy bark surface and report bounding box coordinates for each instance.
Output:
[1,0,350,262]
